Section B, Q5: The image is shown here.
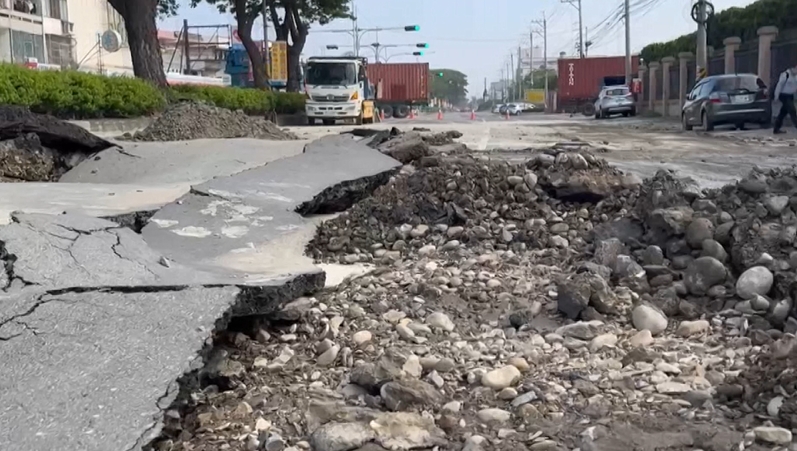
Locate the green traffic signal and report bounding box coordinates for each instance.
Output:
[404,25,420,31]
[416,43,428,48]
[437,72,444,77]
[413,51,424,56]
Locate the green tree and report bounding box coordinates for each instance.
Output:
[429,69,468,105]
[268,0,351,91]
[106,0,177,87]
[523,69,557,91]
[640,0,797,63]
[192,0,270,88]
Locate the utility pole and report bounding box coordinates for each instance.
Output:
[561,0,583,58]
[517,45,522,100]
[695,0,709,79]
[532,14,548,108]
[529,28,534,89]
[624,0,631,84]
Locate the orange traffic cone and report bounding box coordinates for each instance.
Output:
[409,109,415,119]
[470,109,476,120]
[504,109,510,120]
[437,109,443,120]
[379,109,385,121]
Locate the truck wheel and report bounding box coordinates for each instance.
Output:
[381,105,394,119]
[307,117,316,126]
[393,105,411,119]
[355,113,363,125]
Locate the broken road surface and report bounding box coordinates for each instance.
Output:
[0,133,403,451]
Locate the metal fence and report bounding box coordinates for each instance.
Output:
[645,28,797,105]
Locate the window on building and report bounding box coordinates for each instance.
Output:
[105,3,127,46]
[46,35,73,67]
[12,0,41,15]
[45,0,67,20]
[11,30,44,62]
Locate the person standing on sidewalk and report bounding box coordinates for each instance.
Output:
[773,65,797,134]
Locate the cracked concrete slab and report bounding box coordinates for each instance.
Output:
[141,134,400,294]
[0,134,398,451]
[60,138,309,185]
[0,286,241,451]
[0,213,234,291]
[0,182,187,225]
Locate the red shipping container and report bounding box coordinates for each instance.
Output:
[367,63,429,104]
[557,55,640,102]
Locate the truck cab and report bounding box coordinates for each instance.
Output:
[304,56,375,125]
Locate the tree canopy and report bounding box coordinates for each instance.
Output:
[640,0,797,63]
[429,69,468,105]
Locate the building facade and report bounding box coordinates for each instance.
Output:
[0,0,135,73]
[0,0,73,65]
[69,0,132,74]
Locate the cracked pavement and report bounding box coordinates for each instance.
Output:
[0,134,402,451]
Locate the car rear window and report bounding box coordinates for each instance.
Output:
[605,88,629,96]
[714,76,763,92]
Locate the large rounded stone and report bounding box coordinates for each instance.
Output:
[684,256,727,295]
[736,266,774,300]
[481,365,521,390]
[686,218,715,249]
[631,303,668,335]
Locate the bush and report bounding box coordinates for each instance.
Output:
[0,64,306,119]
[170,85,306,115]
[0,63,166,119]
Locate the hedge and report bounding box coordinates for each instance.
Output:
[0,63,305,119]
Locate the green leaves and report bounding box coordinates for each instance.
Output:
[430,69,469,104]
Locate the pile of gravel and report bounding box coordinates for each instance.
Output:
[307,147,641,264]
[130,101,298,142]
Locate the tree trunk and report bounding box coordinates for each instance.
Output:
[284,4,307,92]
[107,0,167,87]
[234,4,267,89]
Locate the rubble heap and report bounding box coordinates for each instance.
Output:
[130,101,299,142]
[0,106,113,182]
[149,132,797,451]
[308,147,640,265]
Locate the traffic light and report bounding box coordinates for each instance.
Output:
[416,43,428,48]
[404,25,420,31]
[436,72,444,77]
[326,45,339,50]
[413,51,424,56]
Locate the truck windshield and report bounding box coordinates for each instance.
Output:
[306,62,357,86]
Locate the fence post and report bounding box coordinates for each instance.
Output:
[661,57,675,116]
[638,65,647,112]
[757,26,778,84]
[723,36,741,73]
[678,52,693,109]
[648,62,660,113]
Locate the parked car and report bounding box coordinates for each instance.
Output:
[492,104,505,114]
[505,104,523,115]
[594,85,636,119]
[681,73,770,131]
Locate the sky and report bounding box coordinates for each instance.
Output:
[161,0,756,92]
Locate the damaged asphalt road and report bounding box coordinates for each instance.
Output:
[0,134,402,451]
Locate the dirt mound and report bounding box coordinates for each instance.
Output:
[130,101,298,142]
[307,149,640,264]
[0,106,113,182]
